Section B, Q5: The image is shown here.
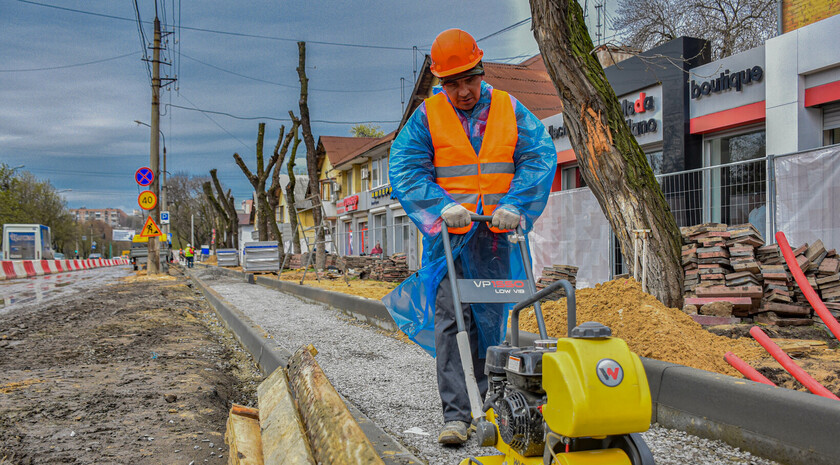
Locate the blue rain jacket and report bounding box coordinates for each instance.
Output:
[383,81,557,357]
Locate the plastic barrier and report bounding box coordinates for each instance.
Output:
[0,258,128,281]
[750,326,839,400]
[776,231,840,341]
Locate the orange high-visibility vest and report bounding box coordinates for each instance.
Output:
[426,89,518,234]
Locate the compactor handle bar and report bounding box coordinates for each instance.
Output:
[510,279,576,347]
[469,214,494,223]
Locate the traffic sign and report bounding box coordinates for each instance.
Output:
[138,190,157,210]
[135,167,154,186]
[160,211,170,224]
[140,216,162,237]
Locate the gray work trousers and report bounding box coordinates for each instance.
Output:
[434,224,508,423]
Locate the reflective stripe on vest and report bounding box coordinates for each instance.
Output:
[426,89,518,234]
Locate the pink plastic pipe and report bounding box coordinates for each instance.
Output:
[749,326,839,400]
[724,351,777,386]
[776,231,840,341]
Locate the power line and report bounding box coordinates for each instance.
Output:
[132,0,153,84]
[177,92,252,151]
[179,52,401,93]
[166,103,400,125]
[0,51,139,72]
[475,18,532,42]
[18,0,415,51]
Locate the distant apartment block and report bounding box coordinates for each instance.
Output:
[70,208,129,227]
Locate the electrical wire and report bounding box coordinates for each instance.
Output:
[166,103,399,125]
[0,51,139,72]
[177,92,252,151]
[132,0,153,85]
[179,52,400,93]
[475,18,532,42]
[17,0,414,51]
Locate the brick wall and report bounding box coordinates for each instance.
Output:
[782,0,839,33]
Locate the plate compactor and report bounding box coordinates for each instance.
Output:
[440,215,655,465]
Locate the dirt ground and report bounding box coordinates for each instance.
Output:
[0,269,262,465]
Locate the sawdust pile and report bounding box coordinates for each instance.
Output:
[518,278,763,377]
[278,270,396,301]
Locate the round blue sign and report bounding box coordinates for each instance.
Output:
[135,167,154,186]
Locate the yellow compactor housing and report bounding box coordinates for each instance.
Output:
[541,336,651,438]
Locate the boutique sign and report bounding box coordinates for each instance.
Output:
[690,66,764,100]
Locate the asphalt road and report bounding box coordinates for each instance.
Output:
[0,266,133,315]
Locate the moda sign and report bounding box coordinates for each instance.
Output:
[544,84,663,150]
[690,66,764,100]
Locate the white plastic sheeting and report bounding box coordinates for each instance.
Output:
[774,145,840,252]
[528,188,612,288]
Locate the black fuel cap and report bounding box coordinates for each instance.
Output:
[570,321,612,338]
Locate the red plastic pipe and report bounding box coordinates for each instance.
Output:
[749,326,839,400]
[724,351,776,386]
[776,231,840,341]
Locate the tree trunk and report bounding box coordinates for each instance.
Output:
[286,131,303,254]
[211,169,238,248]
[202,181,230,247]
[297,41,326,269]
[233,123,282,243]
[529,0,684,306]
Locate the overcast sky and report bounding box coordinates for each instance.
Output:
[2,0,618,215]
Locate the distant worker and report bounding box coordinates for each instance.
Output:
[382,29,556,445]
[371,242,383,257]
[185,243,195,268]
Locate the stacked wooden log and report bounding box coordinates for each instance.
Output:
[536,265,578,300]
[681,223,840,326]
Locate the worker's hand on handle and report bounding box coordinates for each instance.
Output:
[441,204,471,229]
[491,206,521,230]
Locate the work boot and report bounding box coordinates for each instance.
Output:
[438,420,470,445]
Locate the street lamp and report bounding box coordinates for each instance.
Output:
[134,120,168,234]
[57,188,72,194]
[11,164,24,172]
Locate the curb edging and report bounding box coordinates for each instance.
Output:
[186,266,422,465]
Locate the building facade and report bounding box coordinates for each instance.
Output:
[70,208,129,228]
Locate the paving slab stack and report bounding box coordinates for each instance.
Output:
[681,223,840,326]
[243,241,280,273]
[217,248,239,268]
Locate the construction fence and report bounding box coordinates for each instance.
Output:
[529,144,840,286]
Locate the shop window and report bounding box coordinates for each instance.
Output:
[276,205,284,223]
[373,213,387,255]
[560,164,587,190]
[358,221,368,255]
[345,222,353,255]
[823,102,840,146]
[394,215,409,254]
[706,129,766,233]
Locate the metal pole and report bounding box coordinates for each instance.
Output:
[147,15,162,274]
[641,231,649,293]
[162,144,167,236]
[633,231,639,280]
[191,214,194,246]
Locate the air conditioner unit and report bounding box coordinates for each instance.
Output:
[361,167,369,180]
[331,181,341,195]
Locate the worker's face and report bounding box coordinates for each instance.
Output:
[442,75,482,111]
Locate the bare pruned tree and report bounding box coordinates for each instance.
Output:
[612,0,776,59]
[233,124,285,242]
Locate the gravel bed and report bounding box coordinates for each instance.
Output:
[197,270,779,465]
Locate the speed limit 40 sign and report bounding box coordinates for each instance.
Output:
[138,190,158,210]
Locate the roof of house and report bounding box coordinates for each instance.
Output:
[318,132,395,168]
[398,54,563,128]
[482,58,562,119]
[237,213,251,225]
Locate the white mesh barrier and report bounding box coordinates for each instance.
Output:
[529,188,612,288]
[774,145,840,252]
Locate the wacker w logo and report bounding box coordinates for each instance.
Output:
[596,359,624,387]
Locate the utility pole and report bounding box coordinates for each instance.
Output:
[147,15,162,274]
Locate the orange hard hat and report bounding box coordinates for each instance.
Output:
[430,29,484,78]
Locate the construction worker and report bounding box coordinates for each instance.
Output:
[185,243,195,268]
[383,29,556,445]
